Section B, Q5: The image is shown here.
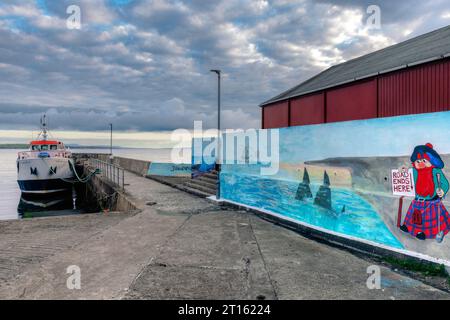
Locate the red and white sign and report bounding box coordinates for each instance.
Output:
[391,169,415,197]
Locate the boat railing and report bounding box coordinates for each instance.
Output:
[17,150,72,159]
[88,158,125,190]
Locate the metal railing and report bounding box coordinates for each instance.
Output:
[88,158,125,190]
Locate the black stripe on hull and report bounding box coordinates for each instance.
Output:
[17,179,72,194]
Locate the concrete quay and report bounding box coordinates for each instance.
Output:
[0,169,448,299]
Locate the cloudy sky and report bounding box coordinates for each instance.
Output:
[0,0,449,146]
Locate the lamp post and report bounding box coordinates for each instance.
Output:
[109,123,113,157]
[210,69,221,199]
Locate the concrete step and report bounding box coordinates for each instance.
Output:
[192,177,217,188]
[202,172,218,180]
[195,176,217,185]
[177,185,214,198]
[184,182,217,195]
[175,170,219,198]
[187,184,216,194]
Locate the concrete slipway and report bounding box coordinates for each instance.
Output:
[0,170,448,300]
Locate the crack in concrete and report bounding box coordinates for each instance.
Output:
[147,263,242,271]
[248,216,279,300]
[126,211,194,296]
[154,206,220,216]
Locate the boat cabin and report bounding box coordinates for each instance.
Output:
[29,140,65,151]
[17,140,71,160]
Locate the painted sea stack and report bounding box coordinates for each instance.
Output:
[295,168,313,200]
[314,171,332,210]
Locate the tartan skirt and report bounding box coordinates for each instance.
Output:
[404,199,450,239]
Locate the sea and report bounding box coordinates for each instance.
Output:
[0,148,190,221]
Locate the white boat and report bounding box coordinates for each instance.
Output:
[17,115,75,195]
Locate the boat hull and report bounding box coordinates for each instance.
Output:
[18,195,72,213]
[17,179,73,194]
[17,157,75,194]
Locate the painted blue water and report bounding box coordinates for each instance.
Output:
[220,172,403,249]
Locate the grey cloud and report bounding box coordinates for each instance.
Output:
[0,102,258,131]
[0,0,448,134]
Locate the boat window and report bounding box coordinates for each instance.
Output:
[50,145,57,150]
[41,145,49,151]
[32,145,40,151]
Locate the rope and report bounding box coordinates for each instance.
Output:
[44,159,99,184]
[69,160,90,182]
[96,190,118,211]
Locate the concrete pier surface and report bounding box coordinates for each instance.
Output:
[0,171,449,299]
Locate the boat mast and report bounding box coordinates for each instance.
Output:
[40,114,48,141]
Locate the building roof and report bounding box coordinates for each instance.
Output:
[261,25,450,107]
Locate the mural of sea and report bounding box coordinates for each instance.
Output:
[219,111,450,264]
[221,171,403,248]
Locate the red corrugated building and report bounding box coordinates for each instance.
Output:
[260,25,450,129]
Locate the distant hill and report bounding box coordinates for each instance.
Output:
[0,143,109,149]
[0,144,171,150]
[0,144,28,149]
[0,144,128,149]
[67,145,124,149]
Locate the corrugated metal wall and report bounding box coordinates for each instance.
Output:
[290,93,325,126]
[326,79,377,123]
[378,60,450,117]
[262,101,289,129]
[262,59,450,129]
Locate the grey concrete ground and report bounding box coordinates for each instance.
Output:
[0,171,449,299]
[0,213,126,288]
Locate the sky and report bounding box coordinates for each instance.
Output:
[0,0,449,147]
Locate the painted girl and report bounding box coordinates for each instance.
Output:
[400,143,450,241]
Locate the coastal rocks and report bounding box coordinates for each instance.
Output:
[295,168,334,212]
[295,168,313,201]
[314,171,332,211]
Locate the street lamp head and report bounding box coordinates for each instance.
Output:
[210,69,221,75]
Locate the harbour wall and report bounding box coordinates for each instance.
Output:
[147,162,192,177]
[86,170,138,213]
[112,157,151,177]
[73,153,152,176]
[74,155,139,213]
[73,152,110,162]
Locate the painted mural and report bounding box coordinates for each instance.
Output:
[147,162,192,177]
[400,144,450,242]
[191,138,216,178]
[218,111,450,263]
